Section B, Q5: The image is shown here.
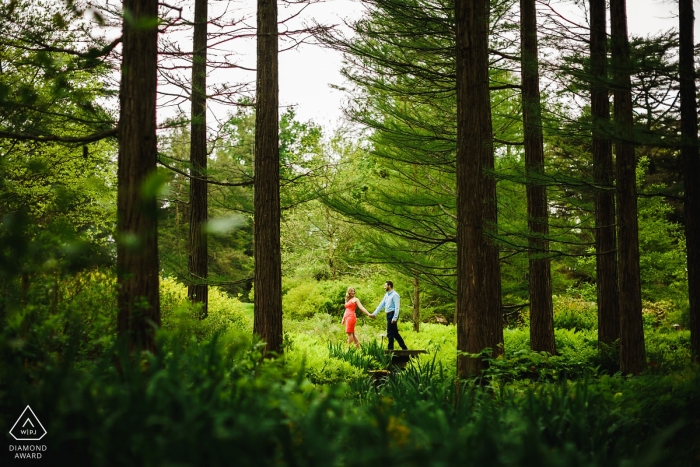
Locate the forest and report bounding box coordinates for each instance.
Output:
[1,0,699,465]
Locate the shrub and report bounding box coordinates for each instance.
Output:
[160,277,249,342]
[420,302,456,324]
[282,278,386,320]
[552,295,597,331]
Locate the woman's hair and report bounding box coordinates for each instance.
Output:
[345,287,355,302]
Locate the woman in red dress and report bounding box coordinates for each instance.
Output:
[341,287,371,348]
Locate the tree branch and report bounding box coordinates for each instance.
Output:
[0,128,117,143]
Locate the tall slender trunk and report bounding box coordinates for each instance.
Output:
[412,168,420,333]
[253,0,283,355]
[679,0,700,362]
[117,0,160,353]
[610,0,645,374]
[590,0,620,353]
[413,276,420,332]
[455,0,503,378]
[521,0,555,354]
[188,0,208,318]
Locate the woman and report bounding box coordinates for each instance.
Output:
[341,287,371,348]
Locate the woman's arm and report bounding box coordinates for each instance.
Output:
[354,298,371,316]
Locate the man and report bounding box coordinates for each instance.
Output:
[370,281,408,350]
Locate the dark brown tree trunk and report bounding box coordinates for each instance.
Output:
[413,276,420,332]
[455,0,503,378]
[253,0,283,355]
[590,0,620,353]
[521,0,555,355]
[679,0,700,362]
[610,0,645,374]
[117,0,160,353]
[188,0,208,318]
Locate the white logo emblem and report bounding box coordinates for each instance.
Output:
[9,406,47,441]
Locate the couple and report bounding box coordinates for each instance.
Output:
[341,280,408,351]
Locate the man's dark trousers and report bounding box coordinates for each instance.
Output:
[386,312,407,350]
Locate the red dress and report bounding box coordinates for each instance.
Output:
[343,301,357,333]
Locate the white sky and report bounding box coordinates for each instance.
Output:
[151,0,698,131]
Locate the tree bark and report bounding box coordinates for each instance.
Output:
[679,0,700,362]
[590,0,620,353]
[188,0,209,318]
[117,0,160,353]
[413,276,420,332]
[521,0,555,355]
[253,0,283,355]
[610,0,645,374]
[455,0,503,378]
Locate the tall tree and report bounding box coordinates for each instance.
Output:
[413,276,420,332]
[679,0,700,361]
[117,0,160,353]
[188,0,209,317]
[590,0,620,353]
[253,0,283,354]
[520,0,555,354]
[455,0,504,377]
[610,0,645,374]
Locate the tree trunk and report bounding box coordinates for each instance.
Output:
[188,0,209,318]
[253,0,283,355]
[117,0,160,353]
[413,276,420,332]
[590,0,620,353]
[455,0,503,378]
[610,0,645,375]
[521,0,555,355]
[679,0,700,362]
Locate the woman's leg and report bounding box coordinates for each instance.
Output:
[353,333,361,348]
[346,332,353,345]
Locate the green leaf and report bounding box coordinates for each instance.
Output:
[203,215,246,236]
[141,168,171,199]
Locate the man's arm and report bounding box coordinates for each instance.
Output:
[392,293,400,322]
[372,295,386,316]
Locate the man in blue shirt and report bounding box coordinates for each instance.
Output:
[370,280,408,350]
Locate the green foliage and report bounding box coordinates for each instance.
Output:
[328,340,392,371]
[282,278,386,319]
[2,328,698,467]
[636,160,688,304]
[0,0,116,140]
[160,277,251,342]
[280,318,369,385]
[552,295,598,331]
[1,261,697,467]
[1,270,117,366]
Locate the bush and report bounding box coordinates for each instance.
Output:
[1,269,117,367]
[282,278,386,320]
[160,277,250,342]
[552,295,597,331]
[420,302,456,324]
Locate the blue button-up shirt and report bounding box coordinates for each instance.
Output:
[372,290,400,321]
